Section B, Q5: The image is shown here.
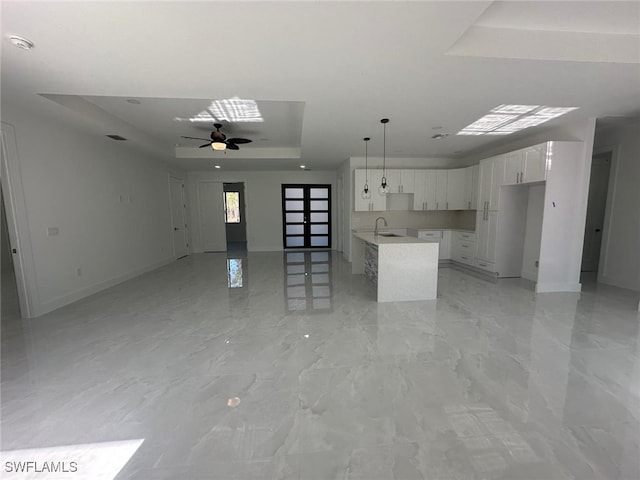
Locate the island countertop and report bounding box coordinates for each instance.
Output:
[353,231,438,246]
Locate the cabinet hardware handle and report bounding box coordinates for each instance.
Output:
[446,202,448,209]
[425,202,427,210]
[520,171,524,183]
[436,202,439,210]
[468,201,471,209]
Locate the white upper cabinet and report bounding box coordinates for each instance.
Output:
[413,170,437,211]
[446,168,466,210]
[503,144,548,185]
[354,169,387,211]
[435,170,448,210]
[464,165,479,210]
[522,145,547,183]
[399,169,415,193]
[504,151,523,185]
[477,155,505,211]
[383,169,415,193]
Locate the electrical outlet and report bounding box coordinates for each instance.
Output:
[535,260,539,268]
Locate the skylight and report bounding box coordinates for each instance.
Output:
[175,97,263,123]
[457,105,578,135]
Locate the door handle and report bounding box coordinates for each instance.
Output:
[595,228,601,232]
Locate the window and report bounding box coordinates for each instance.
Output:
[224,191,240,223]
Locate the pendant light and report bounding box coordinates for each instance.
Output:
[378,118,390,195]
[361,137,372,199]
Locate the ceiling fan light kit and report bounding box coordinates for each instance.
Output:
[378,118,390,195]
[180,123,252,153]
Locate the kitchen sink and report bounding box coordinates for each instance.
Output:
[376,232,402,237]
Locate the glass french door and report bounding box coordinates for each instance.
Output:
[282,184,331,249]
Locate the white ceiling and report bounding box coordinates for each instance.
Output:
[2,1,639,171]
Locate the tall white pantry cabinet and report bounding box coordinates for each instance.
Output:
[474,141,588,293]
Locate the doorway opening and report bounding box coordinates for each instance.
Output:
[581,150,612,275]
[281,184,331,249]
[1,185,21,321]
[223,182,247,254]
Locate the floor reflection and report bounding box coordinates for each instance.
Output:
[284,250,333,313]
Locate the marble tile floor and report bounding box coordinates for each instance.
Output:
[1,251,639,480]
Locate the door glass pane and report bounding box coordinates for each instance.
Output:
[310,188,329,199]
[286,252,305,263]
[310,236,329,247]
[287,274,305,286]
[310,224,328,235]
[286,224,304,235]
[310,212,328,223]
[312,286,330,297]
[287,264,305,274]
[287,286,306,298]
[285,188,304,199]
[311,252,329,262]
[286,236,304,247]
[311,263,329,272]
[285,200,304,211]
[286,213,304,223]
[310,200,329,211]
[312,273,329,284]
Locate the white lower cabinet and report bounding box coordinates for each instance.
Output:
[414,230,450,260]
[451,231,476,266]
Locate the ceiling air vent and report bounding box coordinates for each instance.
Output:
[106,135,127,141]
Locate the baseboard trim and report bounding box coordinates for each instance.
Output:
[34,256,176,317]
[535,282,582,293]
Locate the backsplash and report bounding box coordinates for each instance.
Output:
[352,210,476,231]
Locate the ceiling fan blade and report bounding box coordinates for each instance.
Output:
[181,136,210,141]
[226,143,240,150]
[199,143,211,148]
[227,138,252,144]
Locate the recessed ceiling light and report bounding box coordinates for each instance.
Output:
[457,104,578,136]
[8,35,34,50]
[300,165,306,169]
[126,99,141,105]
[106,135,127,141]
[431,133,450,140]
[214,165,221,169]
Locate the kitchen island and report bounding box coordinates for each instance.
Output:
[352,231,439,302]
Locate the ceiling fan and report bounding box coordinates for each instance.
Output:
[181,123,252,151]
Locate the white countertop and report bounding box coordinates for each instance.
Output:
[353,231,436,246]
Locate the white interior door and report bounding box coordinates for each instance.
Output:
[581,152,611,272]
[198,181,227,252]
[169,176,188,258]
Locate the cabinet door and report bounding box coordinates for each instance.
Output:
[435,170,448,210]
[421,171,438,210]
[384,170,401,193]
[369,170,387,211]
[522,145,547,183]
[440,230,451,260]
[470,165,479,209]
[446,168,466,210]
[503,151,522,185]
[413,170,426,210]
[476,211,498,263]
[354,170,371,211]
[400,169,415,193]
[489,156,505,210]
[477,159,493,209]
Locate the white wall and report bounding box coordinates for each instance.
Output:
[187,170,338,252]
[1,103,184,317]
[594,121,640,292]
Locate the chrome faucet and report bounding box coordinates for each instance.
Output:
[374,216,387,236]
